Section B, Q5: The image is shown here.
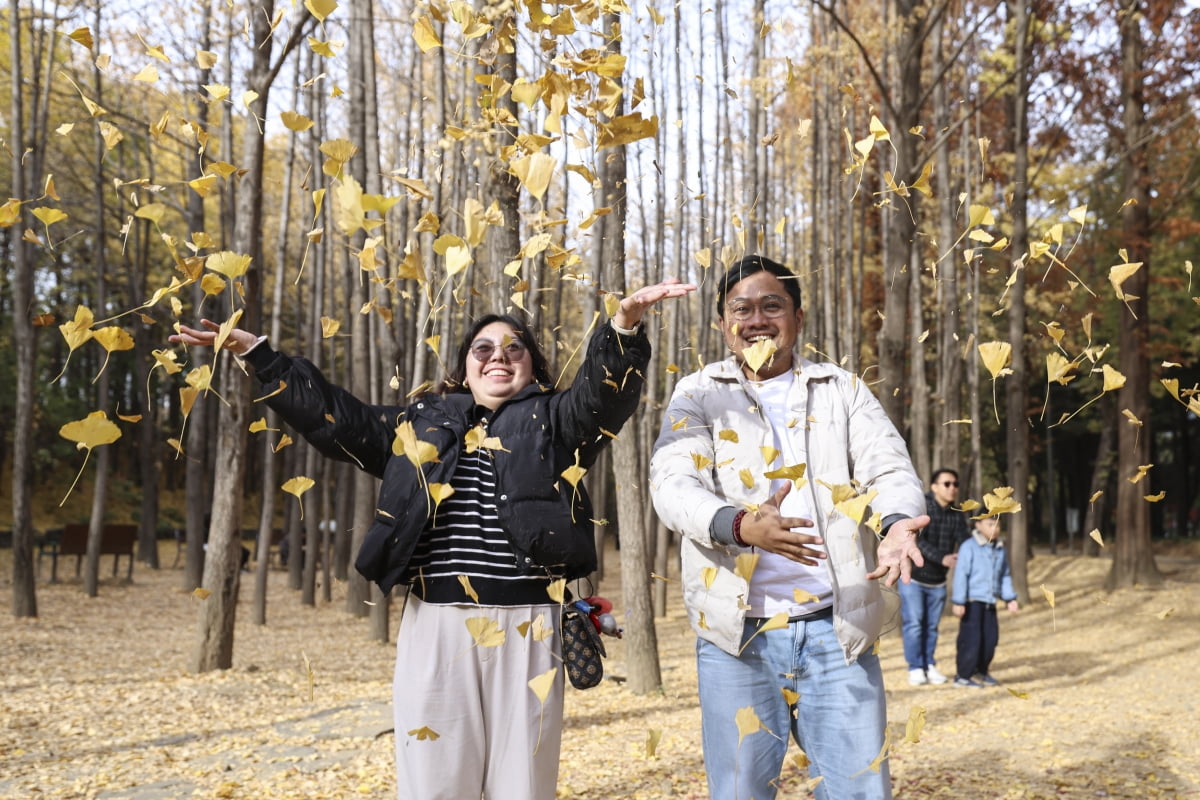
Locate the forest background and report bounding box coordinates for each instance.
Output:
[2,0,1199,682]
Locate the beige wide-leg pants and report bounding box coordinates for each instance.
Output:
[392,596,564,800]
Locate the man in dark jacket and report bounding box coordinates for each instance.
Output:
[900,468,971,685]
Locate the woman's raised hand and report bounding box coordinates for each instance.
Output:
[169,318,260,356]
[613,277,698,330]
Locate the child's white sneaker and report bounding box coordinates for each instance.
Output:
[908,668,928,686]
[925,665,948,684]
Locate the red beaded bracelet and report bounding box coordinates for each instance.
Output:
[732,509,748,547]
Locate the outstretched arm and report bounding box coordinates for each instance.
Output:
[612,278,696,330]
[169,318,260,355]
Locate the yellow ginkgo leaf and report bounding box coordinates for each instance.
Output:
[465,617,506,648]
[412,15,442,52]
[213,310,244,355]
[975,486,1022,518]
[60,410,122,449]
[1109,260,1142,301]
[53,305,95,381]
[561,463,586,487]
[249,418,269,433]
[834,488,878,525]
[200,273,226,297]
[739,469,755,490]
[701,566,718,589]
[734,552,760,583]
[764,463,807,483]
[429,482,455,518]
[546,578,567,605]
[58,410,122,505]
[691,452,713,471]
[868,728,892,773]
[1088,529,1104,548]
[645,728,663,758]
[407,726,440,741]
[282,476,316,519]
[528,667,557,703]
[904,706,927,744]
[718,429,739,443]
[392,420,439,468]
[92,326,134,353]
[510,152,557,201]
[735,706,765,745]
[743,338,777,374]
[320,316,341,338]
[793,589,821,604]
[457,574,479,604]
[206,250,252,279]
[304,0,337,22]
[1101,364,1126,393]
[1046,352,1076,386]
[1144,491,1165,502]
[978,342,1012,377]
[1127,464,1152,484]
[1041,584,1055,608]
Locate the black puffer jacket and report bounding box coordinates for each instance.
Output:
[244,323,650,594]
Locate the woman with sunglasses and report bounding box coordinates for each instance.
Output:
[170,277,693,799]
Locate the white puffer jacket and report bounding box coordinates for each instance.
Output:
[650,355,924,662]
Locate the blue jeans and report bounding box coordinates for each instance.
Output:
[898,580,946,670]
[696,614,891,800]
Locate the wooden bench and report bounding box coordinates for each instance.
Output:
[39,523,137,582]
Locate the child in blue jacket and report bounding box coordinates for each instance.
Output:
[951,516,1020,687]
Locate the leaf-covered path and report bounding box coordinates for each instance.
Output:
[2,544,1198,799]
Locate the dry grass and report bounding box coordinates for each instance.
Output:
[2,541,1198,799]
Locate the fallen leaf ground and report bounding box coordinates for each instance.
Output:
[2,541,1198,799]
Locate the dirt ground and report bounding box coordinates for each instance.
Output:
[1,540,1198,799]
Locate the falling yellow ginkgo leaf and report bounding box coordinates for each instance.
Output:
[735,707,765,745]
[408,726,440,741]
[282,476,316,518]
[904,706,927,744]
[457,574,479,604]
[743,338,778,374]
[465,617,506,648]
[528,667,557,704]
[58,410,122,505]
[978,341,1012,423]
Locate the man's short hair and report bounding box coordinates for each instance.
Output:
[716,255,802,318]
[931,468,959,485]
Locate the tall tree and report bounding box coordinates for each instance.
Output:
[1005,0,1033,599]
[1108,0,1161,589]
[8,0,38,618]
[599,10,661,695]
[190,3,312,673]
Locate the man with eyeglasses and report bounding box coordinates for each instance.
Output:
[651,255,928,800]
[900,468,972,686]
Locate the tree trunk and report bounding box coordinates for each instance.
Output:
[191,1,309,672]
[8,0,38,618]
[601,9,661,694]
[84,1,111,599]
[1108,0,1161,590]
[1004,0,1032,602]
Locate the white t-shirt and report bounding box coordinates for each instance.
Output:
[745,370,832,617]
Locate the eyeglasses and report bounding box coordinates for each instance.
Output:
[725,295,792,322]
[940,481,959,488]
[470,339,528,363]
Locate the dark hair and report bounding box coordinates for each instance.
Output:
[441,313,552,394]
[716,255,802,318]
[931,468,959,484]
